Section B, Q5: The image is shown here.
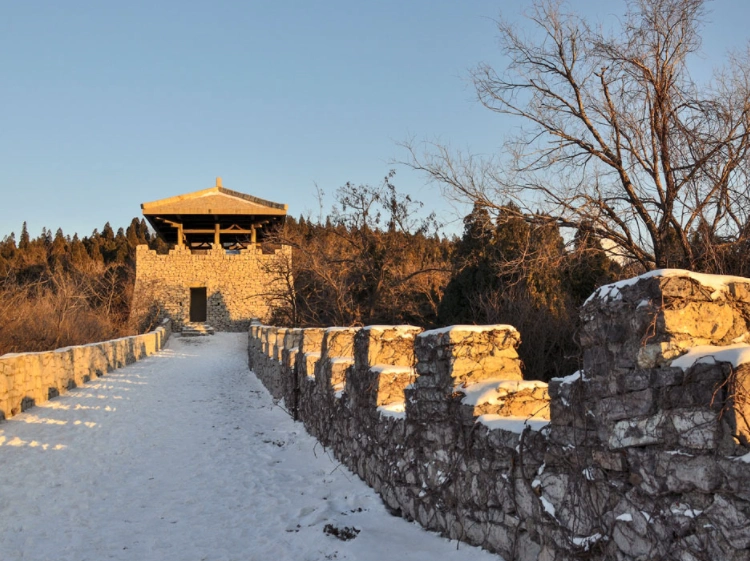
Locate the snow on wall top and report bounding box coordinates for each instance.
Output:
[476,414,549,433]
[377,402,406,419]
[584,269,750,305]
[459,379,548,407]
[670,343,750,370]
[369,365,415,375]
[419,324,517,338]
[362,325,422,334]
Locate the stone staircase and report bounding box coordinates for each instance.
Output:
[181,323,216,337]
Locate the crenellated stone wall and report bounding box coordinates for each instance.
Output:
[134,243,290,331]
[248,270,750,561]
[0,319,171,420]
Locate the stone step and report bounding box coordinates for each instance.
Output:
[181,323,216,337]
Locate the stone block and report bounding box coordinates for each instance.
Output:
[322,327,359,359]
[670,408,719,449]
[706,495,750,550]
[592,449,627,471]
[355,325,422,369]
[299,328,325,354]
[660,302,735,340]
[459,380,549,421]
[414,325,522,390]
[654,452,723,493]
[597,388,655,422]
[609,413,666,449]
[350,364,416,409]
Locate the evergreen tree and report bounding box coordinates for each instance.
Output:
[562,224,620,304]
[126,219,141,248]
[19,222,30,250]
[41,227,53,247]
[138,218,151,243]
[102,222,115,241]
[1,233,17,257]
[70,233,88,266]
[49,228,69,267]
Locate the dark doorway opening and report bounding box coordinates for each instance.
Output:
[190,287,207,322]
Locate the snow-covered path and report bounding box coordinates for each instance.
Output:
[0,334,500,561]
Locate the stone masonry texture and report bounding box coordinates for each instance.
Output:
[133,244,291,331]
[249,271,750,561]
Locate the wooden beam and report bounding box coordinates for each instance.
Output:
[214,223,220,246]
[182,228,256,234]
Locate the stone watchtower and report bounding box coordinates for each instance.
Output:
[132,178,290,332]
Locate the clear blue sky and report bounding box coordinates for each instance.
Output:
[1,0,748,239]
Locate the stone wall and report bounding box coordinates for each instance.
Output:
[134,243,291,331]
[248,270,750,561]
[0,319,171,420]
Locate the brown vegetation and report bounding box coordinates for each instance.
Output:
[265,173,452,328]
[0,219,163,355]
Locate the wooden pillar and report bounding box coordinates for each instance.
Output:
[214,223,220,247]
[251,226,257,244]
[177,224,184,249]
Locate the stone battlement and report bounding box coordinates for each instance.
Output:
[248,270,750,561]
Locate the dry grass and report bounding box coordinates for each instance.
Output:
[0,269,134,355]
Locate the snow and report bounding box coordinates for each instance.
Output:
[571,533,604,551]
[377,402,406,419]
[330,357,354,365]
[362,326,421,337]
[419,325,517,338]
[550,370,583,385]
[585,269,750,304]
[670,503,703,518]
[540,496,556,518]
[571,533,604,550]
[475,414,549,433]
[459,379,547,407]
[735,452,750,463]
[369,365,414,375]
[670,343,750,370]
[616,513,633,522]
[333,382,346,399]
[0,334,501,561]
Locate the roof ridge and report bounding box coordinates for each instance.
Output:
[217,186,287,210]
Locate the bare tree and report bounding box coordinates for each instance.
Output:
[267,174,452,327]
[404,0,750,271]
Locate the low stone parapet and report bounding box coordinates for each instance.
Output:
[246,269,750,560]
[247,320,550,560]
[0,319,171,420]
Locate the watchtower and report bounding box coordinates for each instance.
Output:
[133,178,291,332]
